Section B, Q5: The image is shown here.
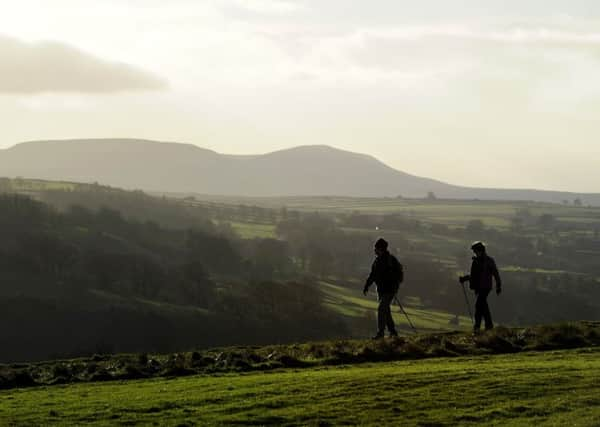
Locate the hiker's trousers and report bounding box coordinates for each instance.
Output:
[377,292,397,334]
[474,288,493,330]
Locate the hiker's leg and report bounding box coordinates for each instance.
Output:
[376,295,386,335]
[384,293,397,333]
[377,293,394,334]
[474,291,483,330]
[481,289,493,329]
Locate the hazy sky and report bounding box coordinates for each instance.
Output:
[1,0,600,192]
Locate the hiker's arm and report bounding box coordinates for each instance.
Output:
[461,260,476,284]
[363,262,376,294]
[491,259,502,294]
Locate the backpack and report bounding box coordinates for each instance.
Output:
[388,255,404,287]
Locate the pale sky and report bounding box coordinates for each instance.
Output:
[1,0,600,192]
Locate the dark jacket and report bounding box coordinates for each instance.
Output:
[468,255,501,292]
[365,251,402,294]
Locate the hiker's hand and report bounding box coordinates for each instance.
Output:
[459,276,467,284]
[363,286,369,296]
[496,287,502,295]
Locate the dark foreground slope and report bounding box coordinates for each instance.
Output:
[1,139,599,204]
[2,324,600,426]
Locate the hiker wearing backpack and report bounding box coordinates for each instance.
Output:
[363,238,404,339]
[459,241,502,333]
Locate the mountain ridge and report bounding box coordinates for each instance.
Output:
[1,138,599,205]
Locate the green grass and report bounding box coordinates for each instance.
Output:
[3,178,78,193]
[3,347,600,426]
[320,281,471,332]
[502,266,585,275]
[226,221,277,239]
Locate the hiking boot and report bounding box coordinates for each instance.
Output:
[371,333,384,340]
[389,331,399,338]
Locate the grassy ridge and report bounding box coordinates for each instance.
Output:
[1,322,598,392]
[2,347,600,426]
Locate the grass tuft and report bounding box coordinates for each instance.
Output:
[1,321,600,391]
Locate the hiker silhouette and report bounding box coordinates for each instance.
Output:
[459,241,502,333]
[363,238,403,339]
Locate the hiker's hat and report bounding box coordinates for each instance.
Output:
[375,238,388,249]
[471,241,486,251]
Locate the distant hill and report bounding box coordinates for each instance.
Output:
[1,138,599,205]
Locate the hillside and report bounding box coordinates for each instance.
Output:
[1,323,600,425]
[1,138,599,205]
[2,178,600,363]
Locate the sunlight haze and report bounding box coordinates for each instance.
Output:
[1,0,599,191]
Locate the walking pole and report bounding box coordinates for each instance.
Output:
[460,282,474,326]
[394,296,417,334]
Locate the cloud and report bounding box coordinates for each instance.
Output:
[269,24,600,97]
[218,0,305,21]
[0,35,167,94]
[228,0,304,15]
[289,71,318,82]
[309,26,600,72]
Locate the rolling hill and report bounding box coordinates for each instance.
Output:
[1,138,599,205]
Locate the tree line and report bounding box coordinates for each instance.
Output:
[0,194,344,362]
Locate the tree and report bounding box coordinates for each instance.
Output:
[537,214,556,230]
[466,219,485,235]
[251,238,291,279]
[186,230,242,275]
[279,206,288,221]
[510,216,524,231]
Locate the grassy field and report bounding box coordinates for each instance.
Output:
[5,180,599,232]
[186,194,600,227]
[2,178,77,192]
[226,221,277,239]
[320,281,471,332]
[2,346,600,426]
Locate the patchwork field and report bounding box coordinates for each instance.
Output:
[184,194,600,229]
